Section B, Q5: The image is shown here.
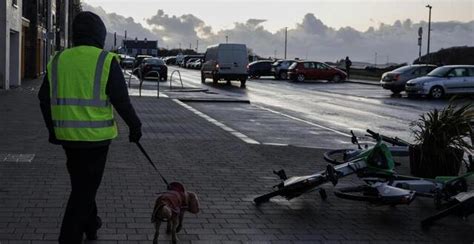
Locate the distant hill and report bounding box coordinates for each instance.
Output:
[414,46,474,65]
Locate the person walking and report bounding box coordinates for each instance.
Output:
[38,12,142,243]
[345,56,352,80]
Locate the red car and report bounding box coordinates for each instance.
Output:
[287,61,347,82]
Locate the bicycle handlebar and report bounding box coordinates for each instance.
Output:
[366,129,411,147]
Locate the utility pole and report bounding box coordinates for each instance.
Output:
[113,32,117,50]
[225,35,228,43]
[189,43,192,50]
[374,52,378,67]
[284,27,288,59]
[274,50,277,59]
[426,4,432,55]
[196,40,199,52]
[418,26,423,62]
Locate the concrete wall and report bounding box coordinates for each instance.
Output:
[0,0,22,89]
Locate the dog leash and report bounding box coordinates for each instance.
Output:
[135,142,170,189]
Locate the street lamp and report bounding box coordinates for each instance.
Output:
[426,4,432,55]
[284,27,288,59]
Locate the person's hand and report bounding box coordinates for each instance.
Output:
[129,127,142,143]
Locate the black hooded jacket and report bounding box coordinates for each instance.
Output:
[38,11,141,148]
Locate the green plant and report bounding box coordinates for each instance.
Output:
[410,99,473,177]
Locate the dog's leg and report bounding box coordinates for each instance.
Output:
[153,221,161,244]
[171,215,178,244]
[176,211,184,233]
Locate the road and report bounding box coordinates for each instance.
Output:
[127,66,456,149]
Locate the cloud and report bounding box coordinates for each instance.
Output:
[83,3,159,41]
[84,4,474,63]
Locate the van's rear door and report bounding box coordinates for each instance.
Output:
[218,45,248,75]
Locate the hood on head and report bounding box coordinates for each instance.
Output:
[73,11,107,49]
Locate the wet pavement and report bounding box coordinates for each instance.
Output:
[2,73,472,243]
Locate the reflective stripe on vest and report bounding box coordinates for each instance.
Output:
[53,119,115,128]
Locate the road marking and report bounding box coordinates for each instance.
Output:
[172,99,261,144]
[253,105,351,137]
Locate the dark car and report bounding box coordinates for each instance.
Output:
[163,56,176,65]
[120,56,135,69]
[380,64,437,94]
[287,61,347,82]
[132,55,153,72]
[138,58,168,81]
[272,60,297,80]
[248,60,274,79]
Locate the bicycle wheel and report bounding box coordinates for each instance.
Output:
[324,149,360,165]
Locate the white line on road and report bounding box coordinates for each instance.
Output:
[253,105,352,138]
[172,99,261,144]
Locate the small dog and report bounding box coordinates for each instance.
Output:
[151,182,199,244]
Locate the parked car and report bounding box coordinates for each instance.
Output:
[180,55,204,67]
[248,60,274,79]
[405,65,474,99]
[190,59,202,69]
[138,58,168,81]
[132,55,153,72]
[201,43,248,87]
[380,64,437,94]
[163,56,176,65]
[120,56,135,69]
[287,61,347,82]
[272,60,297,80]
[186,58,200,68]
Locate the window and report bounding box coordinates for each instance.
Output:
[304,62,315,69]
[316,63,328,69]
[468,68,474,77]
[447,68,468,77]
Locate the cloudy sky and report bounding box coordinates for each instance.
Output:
[82,0,474,63]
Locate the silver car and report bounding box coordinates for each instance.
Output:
[380,65,436,94]
[405,65,474,99]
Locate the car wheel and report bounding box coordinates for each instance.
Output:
[429,86,444,99]
[390,89,402,94]
[201,72,205,83]
[296,74,305,82]
[332,75,342,82]
[280,72,288,80]
[240,79,246,88]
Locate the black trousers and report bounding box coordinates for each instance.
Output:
[59,146,109,243]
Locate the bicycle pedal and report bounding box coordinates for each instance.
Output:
[273,169,288,180]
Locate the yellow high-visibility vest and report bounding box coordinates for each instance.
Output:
[47,46,118,141]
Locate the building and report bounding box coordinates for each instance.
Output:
[21,0,48,80]
[122,38,159,57]
[0,0,23,89]
[1,0,76,89]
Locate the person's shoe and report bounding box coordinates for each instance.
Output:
[85,216,102,240]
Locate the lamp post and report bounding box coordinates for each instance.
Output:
[426,4,432,55]
[284,27,288,59]
[225,35,228,43]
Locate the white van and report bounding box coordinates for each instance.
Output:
[201,43,248,87]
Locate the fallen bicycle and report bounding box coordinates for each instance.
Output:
[254,129,474,226]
